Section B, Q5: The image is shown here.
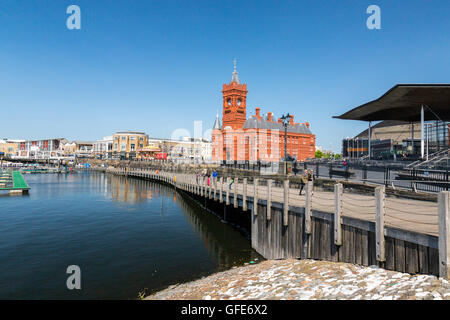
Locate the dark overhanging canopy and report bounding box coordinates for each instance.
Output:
[333,84,450,122]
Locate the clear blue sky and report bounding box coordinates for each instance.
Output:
[1,0,449,153]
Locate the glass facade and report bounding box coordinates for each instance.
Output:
[424,120,449,154]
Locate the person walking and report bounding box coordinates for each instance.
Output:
[308,169,314,182]
[299,169,308,195]
[212,169,218,184]
[229,177,234,190]
[207,175,210,186]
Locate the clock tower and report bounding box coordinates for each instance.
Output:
[222,59,247,130]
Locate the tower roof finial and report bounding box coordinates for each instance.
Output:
[231,58,240,84]
[213,110,221,130]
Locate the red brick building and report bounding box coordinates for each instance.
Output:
[212,64,315,162]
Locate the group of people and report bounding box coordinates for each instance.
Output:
[174,167,316,195]
[195,168,219,187]
[299,169,314,195]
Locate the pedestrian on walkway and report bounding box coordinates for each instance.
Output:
[308,169,314,182]
[212,169,218,184]
[299,169,308,195]
[229,177,234,190]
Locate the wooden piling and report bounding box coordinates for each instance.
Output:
[219,177,224,203]
[283,179,289,226]
[226,177,230,205]
[375,186,386,262]
[267,179,272,220]
[305,181,312,234]
[253,178,259,216]
[439,191,450,278]
[334,183,343,246]
[243,178,247,211]
[233,177,238,208]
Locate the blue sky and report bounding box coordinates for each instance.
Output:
[0,0,449,152]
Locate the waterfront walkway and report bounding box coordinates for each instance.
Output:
[108,168,439,237]
[105,167,449,278]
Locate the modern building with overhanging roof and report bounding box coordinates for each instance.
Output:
[334,84,450,160]
[212,61,315,162]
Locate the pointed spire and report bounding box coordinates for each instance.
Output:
[213,111,221,130]
[231,58,240,84]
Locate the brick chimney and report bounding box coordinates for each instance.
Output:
[278,118,282,124]
[305,122,310,128]
[255,107,261,120]
[267,112,273,122]
[289,115,294,125]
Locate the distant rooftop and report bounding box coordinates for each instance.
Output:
[115,131,147,135]
[242,116,312,134]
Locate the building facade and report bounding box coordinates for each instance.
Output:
[0,140,20,158]
[93,136,114,159]
[112,132,149,159]
[212,65,315,163]
[17,138,68,159]
[141,137,211,162]
[342,120,449,159]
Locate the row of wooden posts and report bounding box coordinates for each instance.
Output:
[109,167,450,279]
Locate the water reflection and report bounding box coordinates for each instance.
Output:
[90,173,260,270]
[0,172,261,299]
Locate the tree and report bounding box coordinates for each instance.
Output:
[315,150,323,158]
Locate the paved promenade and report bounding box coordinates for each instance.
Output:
[218,179,438,237]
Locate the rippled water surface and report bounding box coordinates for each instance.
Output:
[0,172,260,299]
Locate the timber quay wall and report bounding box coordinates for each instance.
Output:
[102,166,450,278]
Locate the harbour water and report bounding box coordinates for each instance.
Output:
[0,172,260,299]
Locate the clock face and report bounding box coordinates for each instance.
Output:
[237,99,242,106]
[227,99,231,106]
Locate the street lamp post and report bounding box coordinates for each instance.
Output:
[280,113,292,174]
[280,113,292,161]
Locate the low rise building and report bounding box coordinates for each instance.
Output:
[112,131,149,159]
[0,139,20,158]
[17,138,68,159]
[63,141,95,158]
[145,137,211,162]
[93,136,114,159]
